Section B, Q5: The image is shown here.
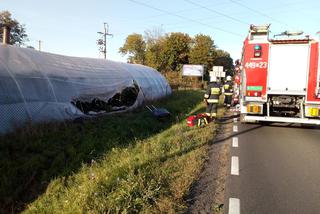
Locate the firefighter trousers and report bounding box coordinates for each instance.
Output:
[206,103,218,118]
[224,94,232,106]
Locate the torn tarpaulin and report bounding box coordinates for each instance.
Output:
[0,45,171,134]
[71,81,140,114]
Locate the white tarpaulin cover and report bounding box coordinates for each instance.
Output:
[0,45,171,134]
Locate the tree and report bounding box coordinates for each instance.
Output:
[213,49,234,75]
[144,26,166,71]
[189,34,216,68]
[162,32,191,71]
[119,30,233,75]
[145,37,166,71]
[119,33,146,64]
[144,26,165,45]
[0,11,28,45]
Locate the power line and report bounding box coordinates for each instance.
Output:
[229,0,291,28]
[184,0,250,26]
[128,0,244,37]
[116,1,231,24]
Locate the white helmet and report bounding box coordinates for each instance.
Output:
[210,76,217,82]
[226,76,232,81]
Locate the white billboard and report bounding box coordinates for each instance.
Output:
[182,65,204,77]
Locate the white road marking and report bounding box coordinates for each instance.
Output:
[233,112,237,116]
[233,117,238,122]
[229,198,240,214]
[231,156,239,175]
[232,137,238,147]
[233,125,238,132]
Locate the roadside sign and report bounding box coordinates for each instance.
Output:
[213,66,224,72]
[210,66,225,77]
[182,65,204,77]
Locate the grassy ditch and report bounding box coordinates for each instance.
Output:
[0,90,222,213]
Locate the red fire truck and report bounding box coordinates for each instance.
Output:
[240,24,320,125]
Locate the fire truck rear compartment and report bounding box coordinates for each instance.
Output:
[267,44,309,95]
[269,95,303,117]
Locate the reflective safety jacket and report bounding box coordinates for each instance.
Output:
[223,81,233,96]
[204,82,221,103]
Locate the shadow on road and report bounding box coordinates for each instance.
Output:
[261,122,320,130]
[211,124,264,145]
[214,114,320,145]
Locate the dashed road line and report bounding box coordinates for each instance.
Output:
[231,156,239,175]
[230,115,240,214]
[232,137,238,147]
[229,198,240,214]
[233,125,238,132]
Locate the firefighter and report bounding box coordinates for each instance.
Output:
[204,76,221,120]
[224,75,233,107]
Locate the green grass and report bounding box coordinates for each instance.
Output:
[0,90,221,213]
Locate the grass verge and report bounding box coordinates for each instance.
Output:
[0,90,221,213]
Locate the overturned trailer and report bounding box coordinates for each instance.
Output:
[0,45,171,134]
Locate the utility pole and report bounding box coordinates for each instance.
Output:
[97,22,113,59]
[38,40,42,51]
[2,25,11,45]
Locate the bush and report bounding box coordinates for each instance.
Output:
[163,71,206,90]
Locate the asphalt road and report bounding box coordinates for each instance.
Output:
[225,116,320,214]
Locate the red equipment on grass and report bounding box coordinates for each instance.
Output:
[187,114,211,127]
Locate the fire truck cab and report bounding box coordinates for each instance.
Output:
[240,24,320,125]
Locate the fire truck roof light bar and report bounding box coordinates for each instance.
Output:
[274,30,304,37]
[250,24,270,33]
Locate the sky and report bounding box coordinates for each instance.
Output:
[1,0,320,63]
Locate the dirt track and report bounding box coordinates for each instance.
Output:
[186,112,234,214]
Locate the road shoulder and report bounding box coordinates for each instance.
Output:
[186,111,234,214]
